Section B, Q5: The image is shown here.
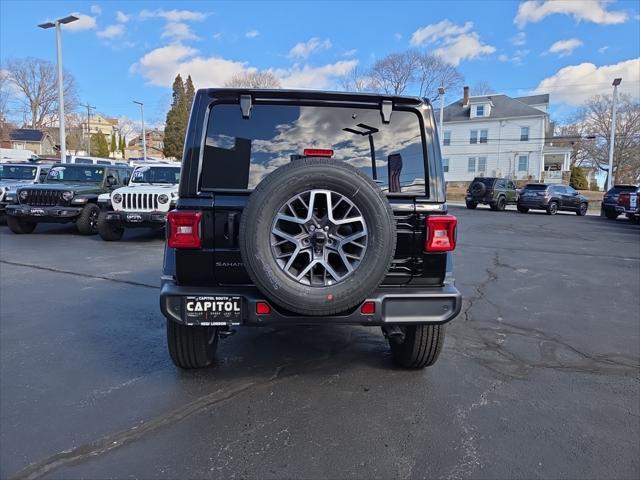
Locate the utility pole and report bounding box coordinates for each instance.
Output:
[133,101,146,161]
[80,103,95,155]
[606,78,622,191]
[38,15,79,161]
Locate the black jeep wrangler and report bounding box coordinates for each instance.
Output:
[465,177,518,211]
[160,89,461,370]
[5,163,131,235]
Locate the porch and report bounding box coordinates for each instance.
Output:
[541,145,572,184]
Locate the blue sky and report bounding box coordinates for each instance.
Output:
[1,0,639,127]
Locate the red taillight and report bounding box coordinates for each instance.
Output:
[167,211,202,249]
[360,301,375,315]
[256,301,271,315]
[303,148,334,157]
[425,215,457,252]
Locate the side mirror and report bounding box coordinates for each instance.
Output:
[572,191,579,196]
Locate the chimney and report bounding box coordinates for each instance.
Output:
[463,86,470,106]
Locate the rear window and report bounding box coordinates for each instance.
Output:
[523,184,548,191]
[201,103,427,195]
[609,185,638,194]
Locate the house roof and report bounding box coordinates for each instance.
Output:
[443,94,547,123]
[10,129,45,142]
[515,94,550,106]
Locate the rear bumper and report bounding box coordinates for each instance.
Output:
[160,280,462,326]
[104,210,167,227]
[518,197,550,208]
[5,204,82,222]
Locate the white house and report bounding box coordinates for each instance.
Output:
[440,87,572,184]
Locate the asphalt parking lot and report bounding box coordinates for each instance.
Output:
[1,207,638,480]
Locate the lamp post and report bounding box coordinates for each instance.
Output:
[606,77,622,191]
[133,101,146,161]
[437,86,445,150]
[38,15,78,161]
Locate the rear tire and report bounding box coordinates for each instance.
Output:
[167,320,218,369]
[97,211,124,241]
[7,216,36,234]
[389,324,445,369]
[517,205,529,213]
[76,204,100,235]
[491,196,506,211]
[546,201,559,215]
[465,200,478,209]
[604,210,618,220]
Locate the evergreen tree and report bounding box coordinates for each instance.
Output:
[569,166,588,190]
[163,74,188,159]
[119,135,126,156]
[91,132,110,158]
[185,75,195,112]
[110,132,116,155]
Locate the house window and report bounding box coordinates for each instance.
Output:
[470,130,478,144]
[442,158,449,173]
[443,131,451,146]
[520,126,529,141]
[479,129,488,144]
[468,157,476,172]
[476,105,484,117]
[478,157,487,172]
[518,155,529,172]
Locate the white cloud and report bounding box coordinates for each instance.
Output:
[511,31,526,46]
[546,38,583,57]
[534,58,640,105]
[90,5,102,15]
[140,9,207,22]
[598,45,609,53]
[515,0,628,28]
[162,22,199,41]
[410,20,473,46]
[434,33,496,66]
[343,48,358,57]
[116,11,130,23]
[97,24,124,39]
[245,30,259,39]
[64,13,97,31]
[288,37,332,59]
[275,60,358,89]
[498,54,510,62]
[410,20,495,65]
[213,32,222,39]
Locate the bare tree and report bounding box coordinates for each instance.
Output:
[5,57,79,129]
[224,71,281,89]
[338,66,372,92]
[0,69,11,123]
[368,52,418,95]
[413,52,464,100]
[471,80,494,96]
[573,94,640,184]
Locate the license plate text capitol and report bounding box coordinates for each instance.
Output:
[185,296,241,326]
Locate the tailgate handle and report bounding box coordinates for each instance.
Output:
[226,212,237,246]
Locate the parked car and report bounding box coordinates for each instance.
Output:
[0,163,52,215]
[4,163,132,235]
[616,190,640,224]
[517,183,588,215]
[97,163,181,241]
[465,177,518,211]
[160,88,462,370]
[602,184,639,219]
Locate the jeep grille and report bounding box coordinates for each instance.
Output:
[121,193,160,211]
[19,189,68,207]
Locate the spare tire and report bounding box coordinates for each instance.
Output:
[469,181,486,196]
[239,157,396,316]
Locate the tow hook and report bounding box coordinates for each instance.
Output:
[382,325,405,344]
[218,328,236,339]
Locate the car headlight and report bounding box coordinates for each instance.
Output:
[113,193,122,203]
[19,190,28,200]
[158,194,169,204]
[62,191,74,201]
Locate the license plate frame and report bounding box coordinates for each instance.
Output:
[127,213,143,223]
[30,208,45,216]
[183,296,242,326]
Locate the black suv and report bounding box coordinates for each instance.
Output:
[602,184,639,219]
[160,89,462,370]
[465,177,518,211]
[517,183,589,215]
[5,163,132,234]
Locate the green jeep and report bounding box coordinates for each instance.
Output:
[465,177,519,211]
[5,163,131,235]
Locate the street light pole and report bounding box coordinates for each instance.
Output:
[133,101,146,161]
[38,15,78,161]
[606,77,622,191]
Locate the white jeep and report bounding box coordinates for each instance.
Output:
[97,163,180,241]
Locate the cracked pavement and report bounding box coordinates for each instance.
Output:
[1,206,639,479]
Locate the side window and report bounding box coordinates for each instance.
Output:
[106,169,119,185]
[520,126,529,141]
[467,157,476,172]
[476,105,484,117]
[507,181,515,190]
[442,158,449,173]
[479,129,488,144]
[565,186,576,194]
[495,179,505,189]
[477,157,487,172]
[39,168,49,182]
[518,155,529,172]
[470,130,478,144]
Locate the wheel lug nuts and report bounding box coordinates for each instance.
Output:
[324,226,329,231]
[309,226,315,231]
